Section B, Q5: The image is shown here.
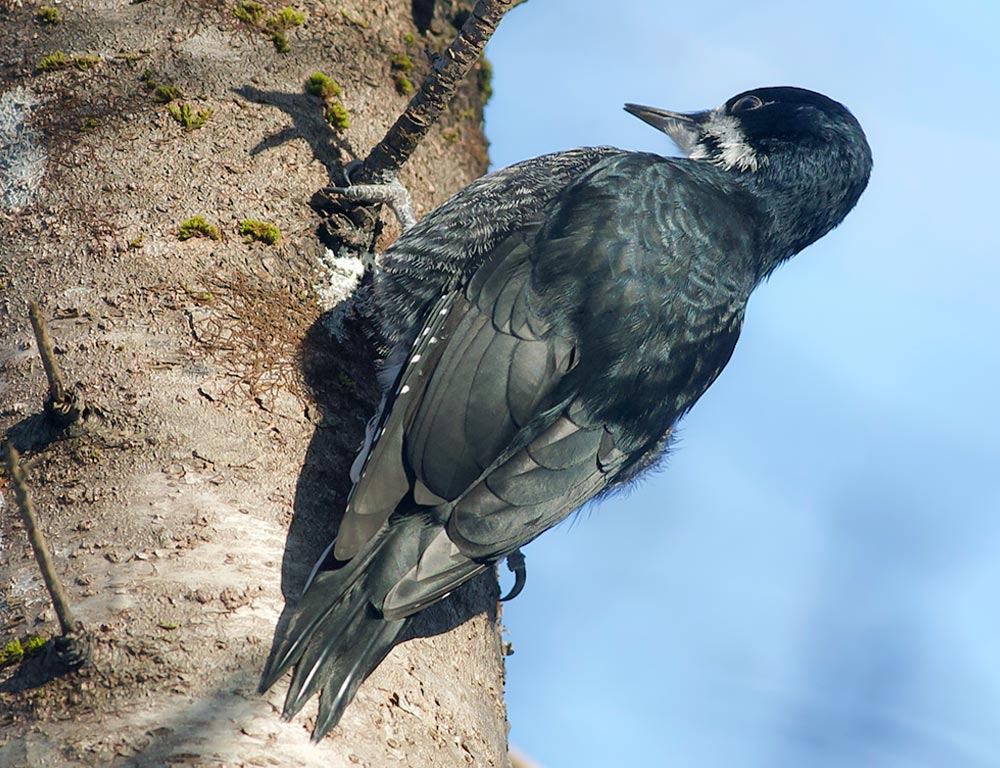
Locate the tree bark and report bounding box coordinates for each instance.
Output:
[0,1,508,765]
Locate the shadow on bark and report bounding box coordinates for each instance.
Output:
[235,85,357,181]
[0,634,90,695]
[263,303,499,684]
[235,69,502,719]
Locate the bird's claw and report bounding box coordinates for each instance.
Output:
[338,159,364,187]
[500,549,527,602]
[326,168,417,232]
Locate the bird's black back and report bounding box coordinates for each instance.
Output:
[337,152,761,566]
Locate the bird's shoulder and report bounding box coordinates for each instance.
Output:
[551,150,762,247]
[528,152,760,330]
[374,147,626,345]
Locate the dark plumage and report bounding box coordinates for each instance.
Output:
[260,86,872,738]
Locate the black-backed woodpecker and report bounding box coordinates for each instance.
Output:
[260,86,873,739]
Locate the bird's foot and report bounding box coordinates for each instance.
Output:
[500,549,527,602]
[327,161,417,232]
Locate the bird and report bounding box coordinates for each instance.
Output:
[259,85,873,739]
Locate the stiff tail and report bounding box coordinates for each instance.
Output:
[259,533,408,741]
[260,516,487,739]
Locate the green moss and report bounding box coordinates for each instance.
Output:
[128,235,145,249]
[38,51,69,71]
[393,73,413,95]
[267,7,304,51]
[305,72,342,100]
[307,71,349,131]
[37,5,61,23]
[0,636,47,668]
[76,55,101,71]
[391,53,414,74]
[233,0,266,23]
[0,639,24,667]
[168,102,213,130]
[389,52,416,95]
[152,84,182,103]
[181,284,215,303]
[269,30,289,52]
[39,50,101,72]
[442,127,460,143]
[325,101,350,130]
[142,72,182,102]
[403,31,415,45]
[239,219,281,245]
[236,3,303,53]
[23,635,47,654]
[477,56,493,105]
[340,8,368,28]
[81,116,98,130]
[179,216,220,241]
[268,6,305,28]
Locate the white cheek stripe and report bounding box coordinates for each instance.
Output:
[691,109,765,172]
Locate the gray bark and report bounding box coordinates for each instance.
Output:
[0,1,509,765]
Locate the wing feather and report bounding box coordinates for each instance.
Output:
[338,153,755,597]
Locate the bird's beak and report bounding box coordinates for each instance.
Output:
[624,104,711,157]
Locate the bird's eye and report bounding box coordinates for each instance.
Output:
[731,95,763,113]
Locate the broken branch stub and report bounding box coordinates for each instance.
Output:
[4,444,89,667]
[28,301,81,427]
[360,0,515,183]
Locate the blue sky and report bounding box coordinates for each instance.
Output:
[484,3,1000,766]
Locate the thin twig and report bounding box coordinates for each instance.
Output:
[28,302,67,402]
[360,0,515,183]
[28,301,80,425]
[5,444,78,636]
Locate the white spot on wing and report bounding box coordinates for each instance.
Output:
[400,384,410,394]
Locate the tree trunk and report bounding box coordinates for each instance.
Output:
[0,1,508,765]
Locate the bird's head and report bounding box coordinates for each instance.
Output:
[626,86,873,260]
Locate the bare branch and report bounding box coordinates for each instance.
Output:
[28,301,80,426]
[360,0,515,183]
[5,444,79,638]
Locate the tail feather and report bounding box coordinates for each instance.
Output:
[259,571,356,696]
[259,529,412,739]
[313,613,405,740]
[280,581,381,719]
[259,535,388,696]
[261,515,485,739]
